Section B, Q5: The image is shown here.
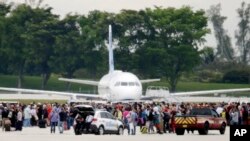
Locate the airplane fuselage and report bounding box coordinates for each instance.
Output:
[98,70,142,101]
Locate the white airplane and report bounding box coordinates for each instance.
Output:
[0,25,160,102]
[1,25,250,102]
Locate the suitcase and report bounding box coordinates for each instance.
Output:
[5,124,11,131]
[38,120,46,128]
[4,119,11,131]
[140,126,148,134]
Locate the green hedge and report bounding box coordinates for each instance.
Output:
[223,70,250,84]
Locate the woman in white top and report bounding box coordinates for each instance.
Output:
[30,105,38,126]
[16,108,23,131]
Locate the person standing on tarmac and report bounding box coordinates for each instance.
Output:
[126,107,138,135]
[146,106,155,134]
[85,113,94,133]
[74,113,84,135]
[50,106,59,133]
[114,107,122,121]
[58,106,67,134]
[23,105,31,127]
[153,107,163,134]
[15,108,23,131]
[162,107,171,133]
[123,106,131,135]
[68,104,78,130]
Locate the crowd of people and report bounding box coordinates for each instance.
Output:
[0,100,250,135]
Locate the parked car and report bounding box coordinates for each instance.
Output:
[73,105,124,135]
[175,108,227,135]
[90,110,124,135]
[74,104,95,116]
[73,104,95,135]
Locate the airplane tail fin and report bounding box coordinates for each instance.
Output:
[108,25,114,73]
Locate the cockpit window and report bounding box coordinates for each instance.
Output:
[115,82,140,87]
[135,82,140,86]
[121,82,128,86]
[114,82,120,86]
[129,82,134,86]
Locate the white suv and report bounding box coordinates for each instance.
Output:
[90,110,124,135]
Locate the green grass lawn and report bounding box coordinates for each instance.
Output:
[0,74,97,93]
[0,74,250,98]
[145,81,250,97]
[149,81,250,91]
[1,74,250,91]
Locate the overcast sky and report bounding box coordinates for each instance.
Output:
[8,0,249,49]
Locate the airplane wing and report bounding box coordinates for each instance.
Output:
[140,95,164,100]
[0,87,104,100]
[171,88,250,96]
[58,78,99,86]
[140,87,250,101]
[140,79,161,83]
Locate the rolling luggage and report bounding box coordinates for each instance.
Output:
[4,119,11,131]
[5,124,11,131]
[38,120,46,128]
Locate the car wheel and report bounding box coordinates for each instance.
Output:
[98,126,105,135]
[198,122,209,135]
[203,123,209,135]
[117,127,124,135]
[219,123,226,135]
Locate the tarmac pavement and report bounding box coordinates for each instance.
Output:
[0,126,229,141]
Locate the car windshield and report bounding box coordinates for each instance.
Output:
[189,108,212,116]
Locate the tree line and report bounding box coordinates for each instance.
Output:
[0,1,249,92]
[199,2,250,84]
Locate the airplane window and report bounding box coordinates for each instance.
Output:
[121,82,128,86]
[129,82,135,86]
[114,82,120,86]
[135,82,140,86]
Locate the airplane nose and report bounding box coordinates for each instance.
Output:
[112,87,141,100]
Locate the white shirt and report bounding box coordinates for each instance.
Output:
[231,111,239,123]
[17,111,22,121]
[30,109,37,116]
[216,107,223,115]
[86,115,93,123]
[24,107,31,119]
